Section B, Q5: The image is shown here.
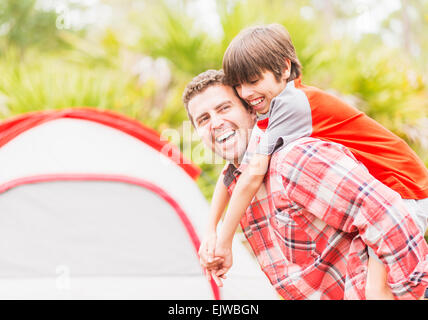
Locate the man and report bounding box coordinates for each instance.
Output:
[182,69,428,300]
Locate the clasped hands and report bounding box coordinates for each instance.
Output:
[198,230,233,287]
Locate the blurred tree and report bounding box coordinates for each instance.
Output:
[381,0,428,72]
[0,0,66,56]
[134,1,223,77]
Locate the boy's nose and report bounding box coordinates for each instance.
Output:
[239,84,254,99]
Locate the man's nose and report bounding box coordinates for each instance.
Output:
[210,113,224,129]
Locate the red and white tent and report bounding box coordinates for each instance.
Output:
[0,108,277,300]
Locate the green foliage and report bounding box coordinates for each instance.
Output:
[0,0,68,55]
[0,49,166,132]
[134,1,223,76]
[0,0,427,200]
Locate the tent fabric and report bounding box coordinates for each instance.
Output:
[0,180,201,277]
[0,277,214,300]
[0,108,200,180]
[0,108,278,300]
[0,117,208,234]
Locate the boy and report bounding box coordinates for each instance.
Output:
[201,24,428,299]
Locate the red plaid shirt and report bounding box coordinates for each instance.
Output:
[225,135,428,300]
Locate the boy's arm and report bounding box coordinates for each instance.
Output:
[199,170,231,265]
[257,94,312,156]
[214,153,270,275]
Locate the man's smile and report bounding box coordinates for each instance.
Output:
[215,130,236,144]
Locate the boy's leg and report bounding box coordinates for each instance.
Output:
[365,252,394,300]
[365,197,428,300]
[409,198,428,300]
[402,198,428,236]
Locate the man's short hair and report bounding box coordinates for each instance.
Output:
[182,69,225,125]
[222,23,302,86]
[182,69,251,126]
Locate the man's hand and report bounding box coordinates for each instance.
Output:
[199,229,217,264]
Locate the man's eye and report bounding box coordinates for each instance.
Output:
[197,117,208,126]
[220,105,230,112]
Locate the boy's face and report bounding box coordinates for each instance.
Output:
[188,85,256,165]
[234,69,288,115]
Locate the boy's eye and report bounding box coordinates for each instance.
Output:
[249,79,259,84]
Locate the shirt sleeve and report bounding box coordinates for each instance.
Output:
[257,88,312,155]
[276,139,428,300]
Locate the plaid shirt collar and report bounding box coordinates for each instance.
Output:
[223,163,240,189]
[225,134,428,300]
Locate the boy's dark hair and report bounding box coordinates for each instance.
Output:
[222,23,302,86]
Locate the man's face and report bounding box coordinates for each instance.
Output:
[188,85,256,165]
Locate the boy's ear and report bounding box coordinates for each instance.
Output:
[282,59,291,80]
[285,58,291,69]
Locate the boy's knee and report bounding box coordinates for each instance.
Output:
[365,281,394,300]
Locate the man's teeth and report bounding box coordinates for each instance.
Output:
[250,98,264,106]
[216,131,236,143]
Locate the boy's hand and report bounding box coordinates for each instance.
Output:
[212,241,233,284]
[209,269,227,287]
[203,261,226,284]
